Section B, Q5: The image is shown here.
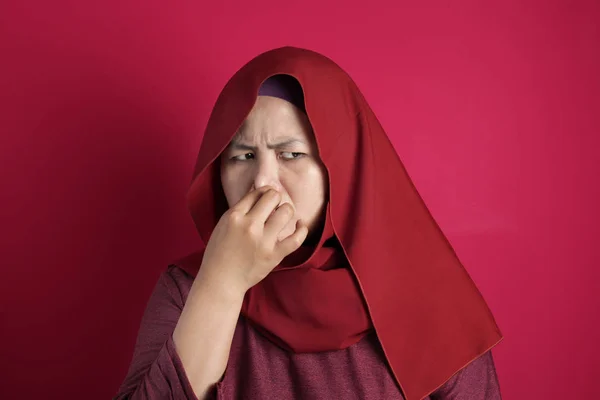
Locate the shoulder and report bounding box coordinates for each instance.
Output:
[151,264,196,307]
[433,350,501,399]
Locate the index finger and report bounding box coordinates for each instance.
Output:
[231,185,277,214]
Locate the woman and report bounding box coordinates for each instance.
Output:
[115,47,503,400]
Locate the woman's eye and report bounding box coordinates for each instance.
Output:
[280,152,304,160]
[232,153,254,161]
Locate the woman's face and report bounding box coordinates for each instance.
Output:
[220,95,328,242]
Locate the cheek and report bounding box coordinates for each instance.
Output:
[220,165,247,207]
[283,164,328,210]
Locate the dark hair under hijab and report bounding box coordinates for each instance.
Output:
[257,74,306,113]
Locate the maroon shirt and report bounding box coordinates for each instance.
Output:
[115,265,502,399]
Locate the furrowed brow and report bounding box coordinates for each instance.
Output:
[230,142,256,151]
[229,137,306,151]
[266,139,306,149]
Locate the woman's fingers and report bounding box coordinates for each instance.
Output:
[264,202,295,238]
[231,186,275,215]
[276,219,309,257]
[230,187,304,259]
[246,189,282,222]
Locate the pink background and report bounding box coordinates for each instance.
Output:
[1,1,598,399]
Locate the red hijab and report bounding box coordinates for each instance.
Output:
[176,47,503,400]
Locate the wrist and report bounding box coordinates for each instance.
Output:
[194,266,248,303]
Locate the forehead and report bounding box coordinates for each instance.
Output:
[232,96,314,144]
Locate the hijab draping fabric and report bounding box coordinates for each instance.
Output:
[175,47,503,400]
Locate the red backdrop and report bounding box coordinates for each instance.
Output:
[1,1,598,399]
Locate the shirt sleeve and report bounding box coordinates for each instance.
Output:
[430,350,502,400]
[113,266,205,400]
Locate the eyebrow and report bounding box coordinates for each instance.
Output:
[229,138,307,151]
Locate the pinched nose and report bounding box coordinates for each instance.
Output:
[250,184,294,211]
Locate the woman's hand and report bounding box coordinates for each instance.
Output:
[198,186,308,294]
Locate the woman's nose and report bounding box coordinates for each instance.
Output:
[253,156,282,191]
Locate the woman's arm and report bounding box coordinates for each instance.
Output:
[115,187,309,399]
[114,265,244,400]
[172,265,245,399]
[431,350,502,399]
